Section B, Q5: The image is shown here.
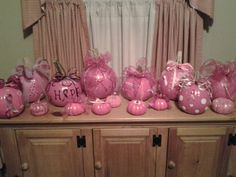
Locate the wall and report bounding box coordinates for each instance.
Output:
[0,0,236,79]
[203,0,236,61]
[0,0,34,79]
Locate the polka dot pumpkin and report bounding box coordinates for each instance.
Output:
[177,83,211,115]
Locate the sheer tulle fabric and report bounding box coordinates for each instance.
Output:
[151,0,204,78]
[33,0,90,75]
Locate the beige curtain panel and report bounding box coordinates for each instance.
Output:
[22,0,90,76]
[151,0,213,78]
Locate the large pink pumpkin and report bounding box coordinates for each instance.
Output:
[212,98,234,114]
[159,61,193,100]
[46,78,83,107]
[82,66,116,99]
[20,71,49,103]
[177,83,211,114]
[16,59,50,103]
[122,76,154,101]
[209,77,230,100]
[0,87,24,118]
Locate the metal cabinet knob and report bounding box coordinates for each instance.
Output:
[94,161,102,170]
[167,160,176,169]
[21,162,29,171]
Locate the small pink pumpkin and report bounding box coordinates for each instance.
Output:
[212,97,234,114]
[64,102,85,116]
[127,100,147,116]
[178,82,211,114]
[106,94,122,108]
[30,100,49,116]
[149,98,169,111]
[91,99,112,115]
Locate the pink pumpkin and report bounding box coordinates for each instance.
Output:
[212,97,234,114]
[149,98,169,111]
[122,77,154,101]
[30,100,49,116]
[159,61,193,100]
[127,100,147,116]
[178,83,211,114]
[106,94,122,108]
[0,81,24,118]
[82,52,117,99]
[209,77,230,100]
[91,99,112,115]
[16,59,50,103]
[64,102,85,116]
[46,77,82,107]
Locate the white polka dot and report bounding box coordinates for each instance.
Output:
[182,106,186,110]
[201,98,207,105]
[179,95,184,101]
[189,104,194,107]
[195,109,200,113]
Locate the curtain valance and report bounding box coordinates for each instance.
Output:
[21,0,214,30]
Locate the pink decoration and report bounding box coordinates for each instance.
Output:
[16,58,50,103]
[177,79,211,115]
[127,100,147,116]
[122,60,156,101]
[46,77,82,107]
[46,61,83,107]
[149,95,170,111]
[64,102,85,116]
[82,51,117,99]
[159,61,194,100]
[212,97,234,114]
[106,94,122,108]
[200,59,236,101]
[30,100,49,116]
[91,99,112,115]
[0,79,24,118]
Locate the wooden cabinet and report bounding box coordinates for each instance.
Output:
[227,128,236,177]
[16,129,84,177]
[93,128,167,177]
[166,127,233,177]
[0,102,235,177]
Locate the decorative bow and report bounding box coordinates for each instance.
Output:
[85,50,112,70]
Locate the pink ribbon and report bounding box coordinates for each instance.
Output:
[85,52,112,70]
[165,61,193,89]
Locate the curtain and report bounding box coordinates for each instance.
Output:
[32,0,90,75]
[85,0,156,77]
[151,0,204,78]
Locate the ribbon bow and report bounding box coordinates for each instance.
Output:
[85,51,112,70]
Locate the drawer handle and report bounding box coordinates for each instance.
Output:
[167,161,176,169]
[94,161,102,170]
[21,162,29,171]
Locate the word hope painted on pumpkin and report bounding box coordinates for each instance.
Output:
[53,87,81,101]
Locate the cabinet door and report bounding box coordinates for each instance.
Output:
[227,129,236,177]
[93,128,168,177]
[16,129,84,177]
[167,127,231,177]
